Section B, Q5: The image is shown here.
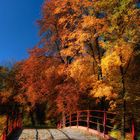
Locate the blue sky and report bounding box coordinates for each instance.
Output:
[0,0,44,65]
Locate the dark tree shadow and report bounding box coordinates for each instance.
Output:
[35,129,38,140]
[7,129,23,140]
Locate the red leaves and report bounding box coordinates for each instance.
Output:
[55,82,80,113]
[15,50,54,109]
[14,44,82,114]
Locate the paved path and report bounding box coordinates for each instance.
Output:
[11,128,103,140]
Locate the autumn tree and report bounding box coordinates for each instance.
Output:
[39,0,114,112]
[38,0,65,63]
[14,46,81,125]
[0,66,10,109]
[45,0,107,79]
[14,48,58,124]
[96,0,140,138]
[0,64,22,127]
[13,0,139,136]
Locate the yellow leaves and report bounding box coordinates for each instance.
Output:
[77,31,91,43]
[124,15,129,22]
[82,16,105,30]
[82,0,93,7]
[0,115,7,133]
[57,64,67,76]
[127,8,138,17]
[82,16,94,29]
[53,0,67,14]
[101,51,121,73]
[58,17,67,25]
[60,41,83,57]
[115,42,133,65]
[81,16,108,35]
[61,46,76,57]
[0,89,12,104]
[68,56,94,82]
[67,56,98,90]
[54,7,62,14]
[14,93,26,105]
[45,66,56,77]
[67,30,91,45]
[0,115,7,125]
[90,81,117,100]
[109,101,117,110]
[101,42,133,74]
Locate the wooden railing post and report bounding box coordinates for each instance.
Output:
[87,110,90,130]
[69,113,72,128]
[57,122,61,129]
[103,110,107,135]
[62,111,66,128]
[77,111,79,127]
[97,120,100,132]
[19,113,23,128]
[132,118,135,140]
[2,130,7,140]
[17,113,19,128]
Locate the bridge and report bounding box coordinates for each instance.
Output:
[0,110,135,140]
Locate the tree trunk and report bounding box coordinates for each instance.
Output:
[55,24,65,64]
[97,65,102,80]
[121,99,126,140]
[95,37,103,80]
[120,65,126,140]
[6,115,9,136]
[119,47,134,139]
[30,111,35,126]
[88,36,103,80]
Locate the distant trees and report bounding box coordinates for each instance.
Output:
[0,65,20,118]
[0,66,9,105]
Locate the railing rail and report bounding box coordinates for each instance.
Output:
[0,113,22,140]
[58,110,136,140]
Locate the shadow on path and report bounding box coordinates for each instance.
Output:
[35,129,38,140]
[8,129,23,140]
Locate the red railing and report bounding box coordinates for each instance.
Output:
[58,110,136,140]
[0,113,22,140]
[58,110,116,134]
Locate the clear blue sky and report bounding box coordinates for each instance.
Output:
[0,0,44,65]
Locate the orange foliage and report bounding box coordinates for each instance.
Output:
[15,48,62,110]
[55,82,80,113]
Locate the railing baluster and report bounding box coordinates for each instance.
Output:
[87,110,90,131]
[77,111,79,127]
[2,130,6,140]
[58,109,119,138]
[69,113,72,128]
[132,117,135,140]
[62,111,66,128]
[97,120,100,132]
[103,110,107,135]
